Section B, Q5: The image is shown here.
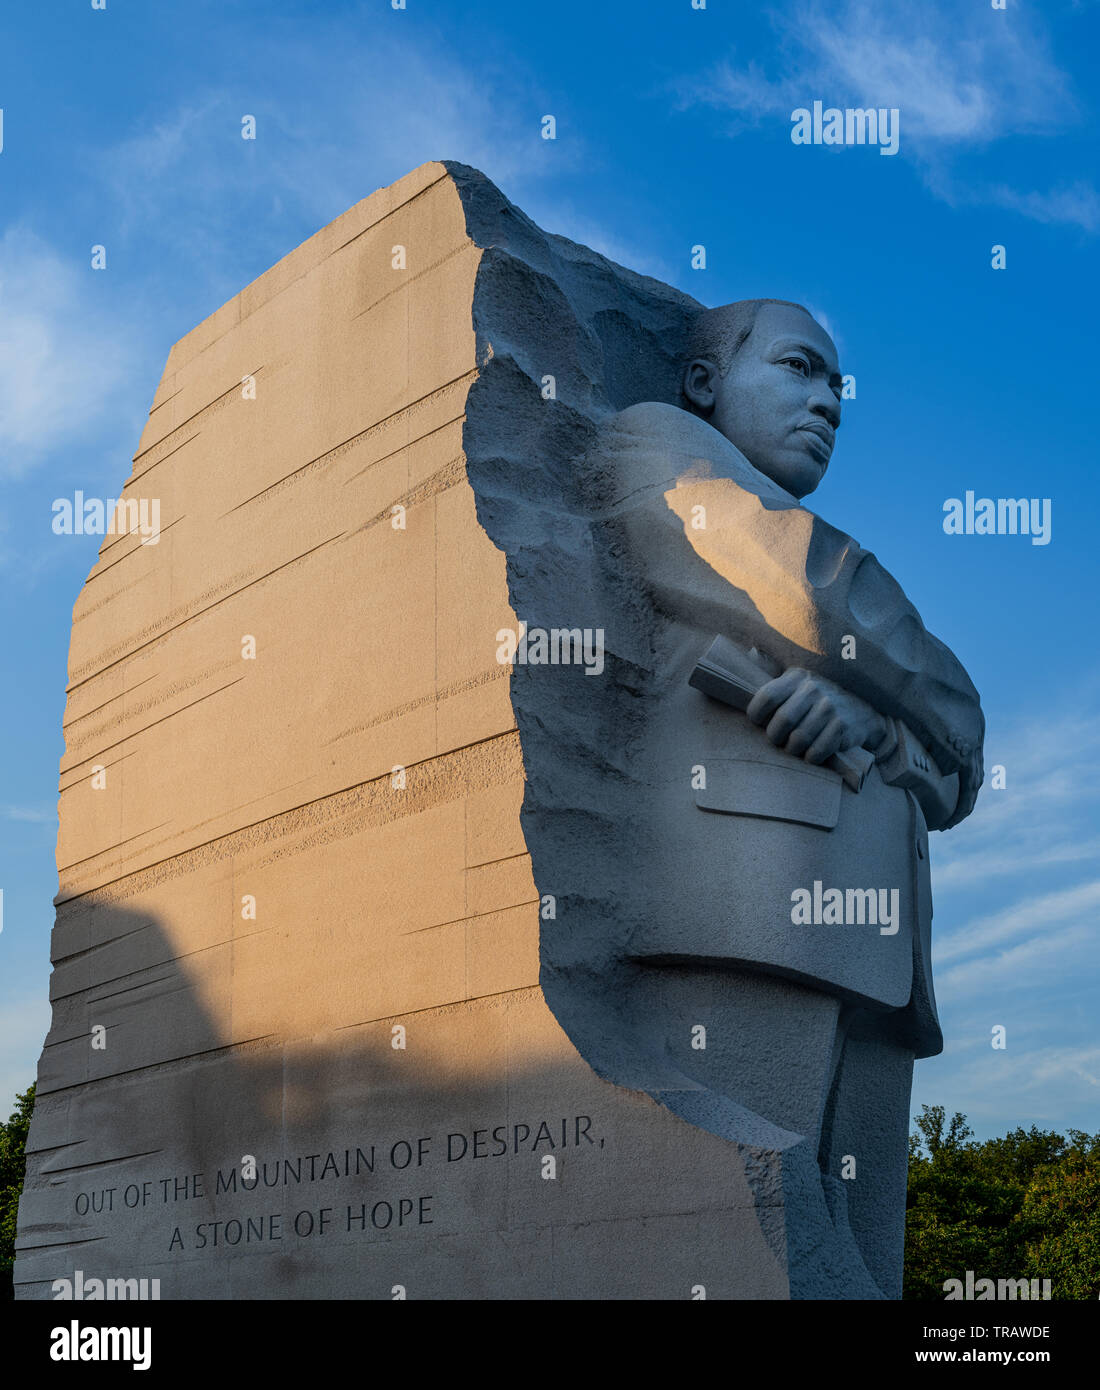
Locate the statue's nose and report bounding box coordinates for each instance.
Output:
[810,390,841,428]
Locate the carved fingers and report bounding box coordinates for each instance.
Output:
[803,717,849,764]
[747,668,875,766]
[783,703,834,758]
[767,684,821,749]
[746,667,806,727]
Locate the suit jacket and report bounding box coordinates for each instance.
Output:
[592,402,983,1058]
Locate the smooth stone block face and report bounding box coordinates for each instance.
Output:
[16,161,982,1300]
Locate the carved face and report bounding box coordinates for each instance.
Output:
[686,304,843,499]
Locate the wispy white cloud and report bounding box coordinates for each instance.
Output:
[936,923,1093,1000]
[676,1,1094,232]
[917,1039,1100,1135]
[934,701,1100,892]
[935,880,1100,965]
[683,0,1075,141]
[0,227,146,478]
[96,27,589,290]
[1023,1045,1100,1094]
[934,835,1100,891]
[797,3,1072,143]
[919,165,1100,235]
[0,22,620,486]
[988,181,1100,234]
[1,804,56,824]
[923,693,1100,1118]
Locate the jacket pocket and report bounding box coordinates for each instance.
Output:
[694,755,842,829]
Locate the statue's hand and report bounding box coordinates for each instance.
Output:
[746,667,887,767]
[944,747,983,829]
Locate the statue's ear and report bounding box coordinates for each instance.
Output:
[682,358,718,414]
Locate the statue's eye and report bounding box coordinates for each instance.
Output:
[782,357,810,376]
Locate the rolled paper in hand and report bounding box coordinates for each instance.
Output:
[689,635,876,794]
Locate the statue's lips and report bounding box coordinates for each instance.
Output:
[796,424,834,460]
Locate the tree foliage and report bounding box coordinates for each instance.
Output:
[0,1084,35,1289]
[905,1103,1100,1299]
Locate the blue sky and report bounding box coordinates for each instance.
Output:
[1,0,1097,1140]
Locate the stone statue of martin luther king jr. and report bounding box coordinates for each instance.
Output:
[585,298,985,1297]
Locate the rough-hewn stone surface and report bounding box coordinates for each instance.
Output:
[19,160,976,1299]
[16,162,790,1300]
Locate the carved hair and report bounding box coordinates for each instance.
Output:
[684,297,812,377]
